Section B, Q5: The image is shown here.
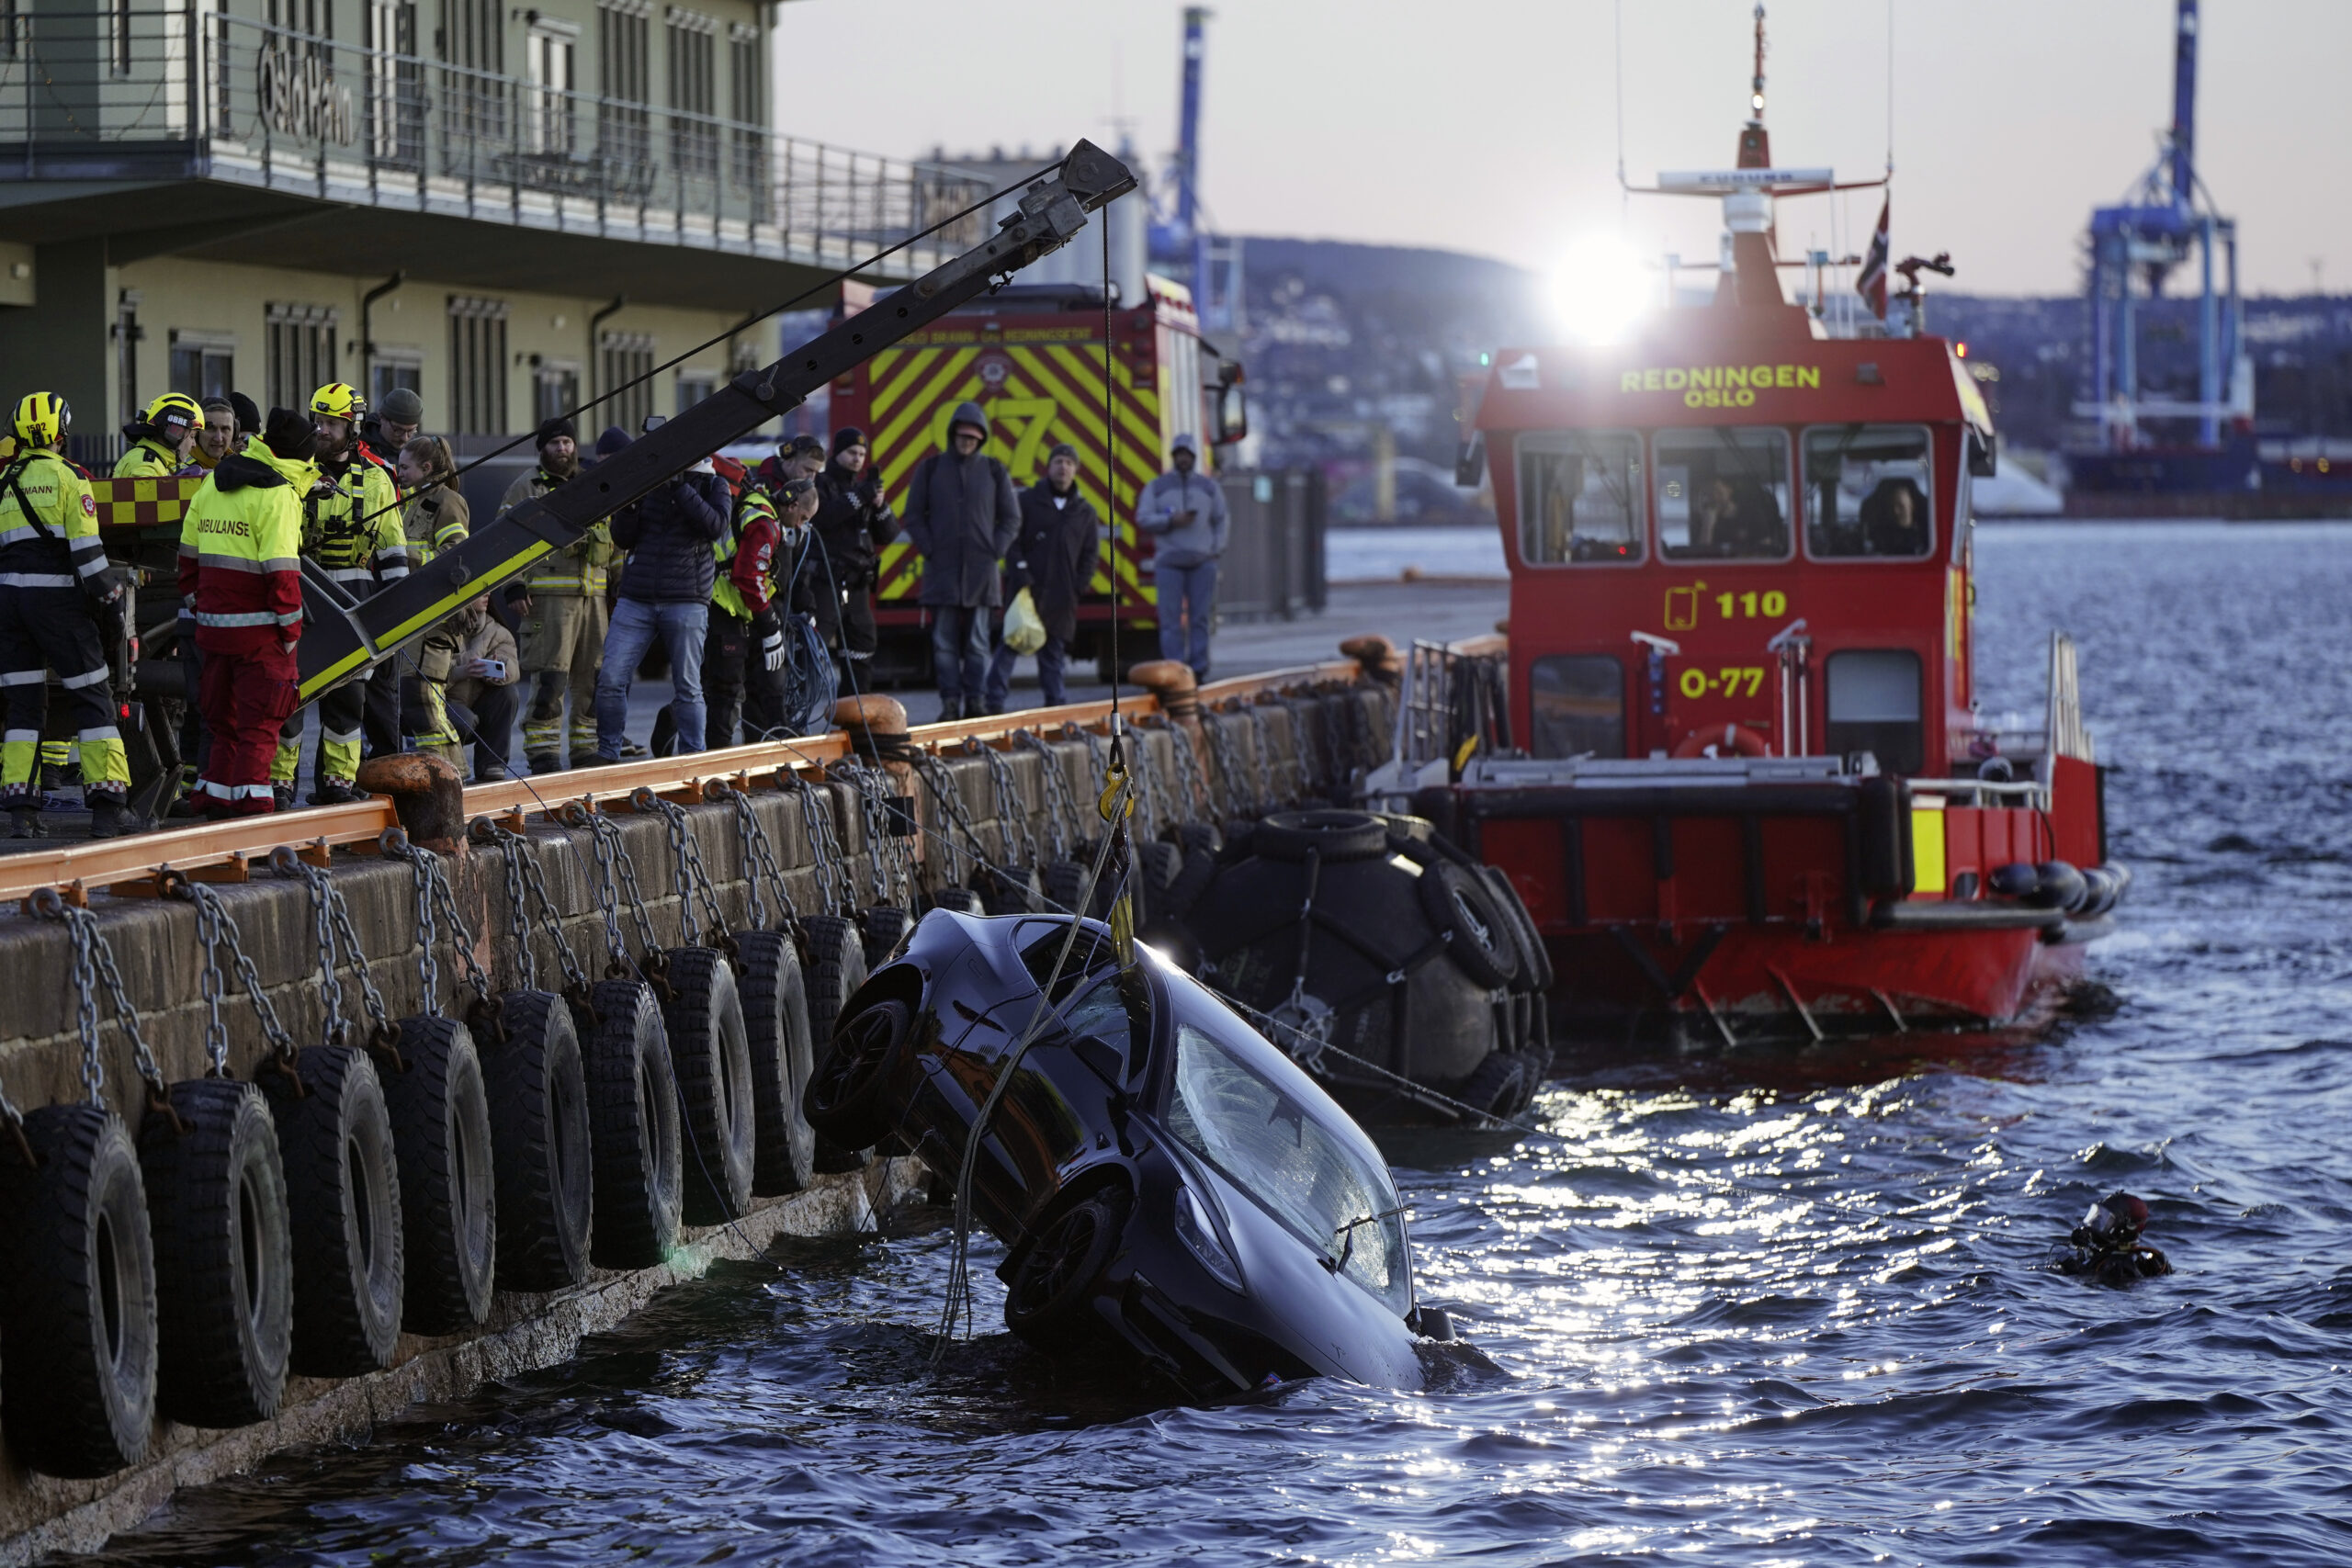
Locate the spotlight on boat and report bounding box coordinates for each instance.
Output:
[1550,232,1654,346]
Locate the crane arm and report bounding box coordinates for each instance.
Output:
[297,140,1137,699]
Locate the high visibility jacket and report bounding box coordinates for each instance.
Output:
[403,484,469,566]
[711,488,784,621]
[501,466,615,595]
[112,436,183,478]
[0,448,107,590]
[178,450,309,657]
[303,447,406,594]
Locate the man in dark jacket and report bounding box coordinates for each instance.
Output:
[805,425,899,689]
[984,443,1101,710]
[901,400,1020,720]
[589,460,728,759]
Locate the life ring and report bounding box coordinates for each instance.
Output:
[1673,723,1771,760]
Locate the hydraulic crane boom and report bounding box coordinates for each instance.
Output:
[297,140,1137,701]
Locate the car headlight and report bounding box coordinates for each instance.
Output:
[1174,1182,1245,1293]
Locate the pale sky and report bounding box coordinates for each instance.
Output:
[776,0,2350,298]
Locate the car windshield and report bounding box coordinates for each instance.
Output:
[1163,1022,1411,1314]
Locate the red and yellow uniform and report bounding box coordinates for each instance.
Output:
[178,446,309,816]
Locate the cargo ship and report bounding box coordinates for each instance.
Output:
[1373,44,2126,1043]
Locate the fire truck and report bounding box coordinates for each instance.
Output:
[826,275,1247,685]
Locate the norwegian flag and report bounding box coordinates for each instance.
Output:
[1857,196,1891,320]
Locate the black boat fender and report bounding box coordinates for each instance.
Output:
[1255,809,1391,864]
[660,946,757,1226]
[734,929,818,1197]
[1,1103,158,1477]
[383,1016,496,1333]
[272,1044,404,1375]
[2030,861,2088,912]
[482,990,594,1290]
[581,979,684,1269]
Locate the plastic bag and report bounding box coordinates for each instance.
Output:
[1002,586,1047,655]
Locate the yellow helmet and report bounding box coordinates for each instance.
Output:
[309,382,364,422]
[11,391,69,447]
[143,391,203,439]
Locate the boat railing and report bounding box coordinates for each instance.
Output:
[2045,632,2095,762]
[1908,776,2054,811]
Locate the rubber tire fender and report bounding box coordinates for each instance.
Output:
[1453,1050,1532,1123]
[804,993,912,1151]
[482,989,594,1292]
[975,863,1042,917]
[1253,809,1390,864]
[0,1104,157,1477]
[1159,828,1221,923]
[733,930,817,1197]
[1138,840,1183,906]
[1042,859,1091,919]
[580,978,684,1269]
[1417,861,1520,991]
[1003,1183,1129,1347]
[385,1016,497,1333]
[141,1079,291,1428]
[662,946,756,1226]
[860,904,916,969]
[923,886,983,916]
[271,1045,403,1377]
[797,913,872,1173]
[1477,863,1555,994]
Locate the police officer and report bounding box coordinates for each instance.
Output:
[0,394,134,838]
[505,417,616,773]
[114,392,203,477]
[276,383,405,804]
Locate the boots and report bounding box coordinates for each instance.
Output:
[525,751,564,776]
[272,784,296,812]
[87,796,127,840]
[937,695,965,723]
[310,779,365,806]
[9,806,42,839]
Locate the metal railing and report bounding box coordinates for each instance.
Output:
[0,5,995,273]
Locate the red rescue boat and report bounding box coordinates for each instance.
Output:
[1377,28,2123,1043]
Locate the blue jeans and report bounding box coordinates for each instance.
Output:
[985,636,1070,710]
[1156,558,1218,679]
[596,597,708,755]
[931,604,993,709]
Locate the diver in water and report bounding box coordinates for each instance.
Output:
[2057,1191,2172,1285]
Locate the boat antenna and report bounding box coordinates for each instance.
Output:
[1749,1,1767,125]
[1613,0,1629,217]
[1884,0,1895,177]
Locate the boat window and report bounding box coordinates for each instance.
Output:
[1825,649,1924,775]
[1804,424,1934,559]
[1165,1022,1411,1314]
[1529,654,1624,760]
[1515,431,1644,564]
[1655,426,1792,559]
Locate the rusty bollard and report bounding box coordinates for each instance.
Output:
[1338,634,1403,687]
[356,752,468,855]
[834,694,923,874]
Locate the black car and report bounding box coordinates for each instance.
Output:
[805,909,1454,1395]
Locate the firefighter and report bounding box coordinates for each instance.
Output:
[113,392,203,477]
[179,410,311,818]
[359,386,423,467]
[0,393,135,838]
[704,474,810,747]
[504,417,616,773]
[395,434,471,767]
[275,383,405,805]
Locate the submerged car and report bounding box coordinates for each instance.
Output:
[804,909,1455,1395]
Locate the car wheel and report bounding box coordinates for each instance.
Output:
[804,996,910,1151]
[798,914,872,1173]
[1003,1185,1129,1345]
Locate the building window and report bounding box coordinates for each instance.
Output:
[523,20,576,155]
[115,290,142,426]
[535,361,581,426]
[666,6,716,177]
[366,0,421,164]
[369,352,422,415]
[447,295,509,435]
[266,303,338,413]
[1,0,21,62]
[598,0,650,182]
[268,0,334,47]
[169,333,236,400]
[1529,654,1625,761]
[675,370,714,414]
[727,26,763,192]
[1824,649,1924,775]
[436,0,501,147]
[111,0,131,75]
[599,331,655,434]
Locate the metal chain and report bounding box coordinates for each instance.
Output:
[791,773,858,916]
[484,821,540,992]
[283,854,351,1047]
[847,761,918,908]
[40,897,166,1108]
[979,742,1039,866]
[399,832,445,1009]
[573,807,662,973]
[481,821,591,995]
[180,879,300,1071]
[911,752,985,886]
[390,831,496,1013]
[1248,703,1290,810]
[1125,723,1168,839]
[1200,710,1247,818]
[1164,719,1211,823]
[634,790,730,947]
[720,781,798,931]
[1022,731,1086,861]
[277,853,395,1043]
[835,761,893,907]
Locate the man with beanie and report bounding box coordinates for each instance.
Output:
[901,400,1019,719]
[805,426,899,689]
[502,415,616,771]
[984,443,1100,711]
[589,453,727,760]
[359,386,423,465]
[180,408,311,818]
[755,431,828,495]
[1136,431,1228,680]
[704,473,815,746]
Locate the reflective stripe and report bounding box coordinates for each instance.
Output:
[0,671,41,687]
[200,554,301,575]
[76,726,121,743]
[60,666,112,689]
[379,565,410,580]
[276,610,302,626]
[195,610,280,626]
[74,555,109,578]
[0,525,40,545]
[177,542,199,557]
[0,573,74,588]
[326,567,375,582]
[3,729,35,743]
[322,726,361,744]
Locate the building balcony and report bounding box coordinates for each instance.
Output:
[0,4,995,303]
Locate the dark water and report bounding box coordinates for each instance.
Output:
[70,523,2352,1566]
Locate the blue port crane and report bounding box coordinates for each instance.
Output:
[2077,0,2251,450]
[1148,6,1242,331]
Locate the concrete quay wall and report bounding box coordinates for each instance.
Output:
[0,681,1394,1560]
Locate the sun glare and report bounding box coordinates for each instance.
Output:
[1551,232,1655,347]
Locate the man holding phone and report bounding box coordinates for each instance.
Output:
[1136,432,1229,681]
[438,595,521,782]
